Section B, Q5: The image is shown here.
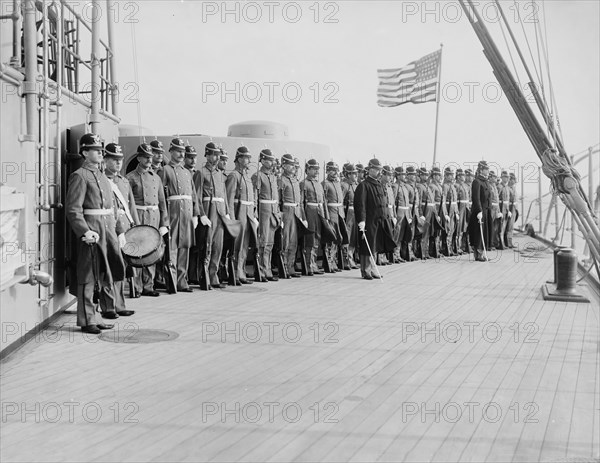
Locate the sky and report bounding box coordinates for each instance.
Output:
[105,0,599,171]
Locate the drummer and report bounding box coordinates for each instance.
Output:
[126,143,169,297]
[103,143,138,315]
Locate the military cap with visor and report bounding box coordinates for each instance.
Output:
[259,148,275,161]
[305,159,320,169]
[185,145,198,157]
[281,153,295,165]
[104,143,124,159]
[136,143,153,157]
[235,146,251,159]
[79,133,103,153]
[150,140,164,153]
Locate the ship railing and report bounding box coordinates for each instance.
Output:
[519,145,599,285]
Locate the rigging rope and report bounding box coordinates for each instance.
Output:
[497,16,522,89]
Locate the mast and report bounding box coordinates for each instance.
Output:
[458,0,600,269]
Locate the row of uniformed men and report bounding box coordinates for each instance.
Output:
[66,133,520,332]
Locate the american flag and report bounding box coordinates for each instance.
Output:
[377,49,442,107]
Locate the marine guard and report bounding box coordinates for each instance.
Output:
[103,143,138,315]
[225,146,258,284]
[279,153,308,277]
[455,168,471,254]
[126,143,169,297]
[301,159,327,275]
[193,142,231,289]
[253,148,282,281]
[158,138,200,292]
[322,162,345,272]
[65,134,125,334]
[341,163,359,269]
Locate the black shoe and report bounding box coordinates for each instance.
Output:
[133,292,142,298]
[178,287,193,292]
[213,283,227,289]
[257,277,268,283]
[363,274,373,280]
[97,323,114,330]
[116,310,135,316]
[314,270,324,275]
[371,273,382,279]
[307,271,314,276]
[81,325,101,334]
[239,279,253,284]
[290,273,301,278]
[188,279,200,285]
[141,290,160,297]
[102,312,119,319]
[267,276,279,282]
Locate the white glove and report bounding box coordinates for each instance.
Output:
[445,215,450,222]
[507,211,512,218]
[192,216,199,229]
[407,218,412,224]
[225,214,231,220]
[497,212,503,219]
[200,215,211,227]
[302,220,308,228]
[420,216,425,222]
[392,217,398,226]
[358,221,366,232]
[118,233,127,249]
[159,226,169,236]
[250,216,259,226]
[281,221,284,229]
[82,230,99,244]
[477,211,483,221]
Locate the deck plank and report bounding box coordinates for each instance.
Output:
[1,234,598,463]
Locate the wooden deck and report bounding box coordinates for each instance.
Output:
[1,233,599,463]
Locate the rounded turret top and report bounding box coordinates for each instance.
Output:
[227,121,289,139]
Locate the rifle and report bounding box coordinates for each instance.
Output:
[299,161,308,275]
[199,191,213,290]
[253,167,266,282]
[163,186,178,294]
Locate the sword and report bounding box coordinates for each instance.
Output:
[362,230,383,281]
[478,217,488,261]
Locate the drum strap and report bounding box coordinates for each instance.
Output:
[109,181,134,224]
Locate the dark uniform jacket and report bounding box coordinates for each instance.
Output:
[354,176,396,255]
[468,174,492,247]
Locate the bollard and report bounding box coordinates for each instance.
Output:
[555,249,578,294]
[548,245,569,283]
[541,247,590,303]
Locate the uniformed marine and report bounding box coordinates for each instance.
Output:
[126,143,169,296]
[65,134,125,334]
[103,143,138,315]
[158,138,200,291]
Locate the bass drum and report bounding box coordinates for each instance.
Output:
[122,225,165,267]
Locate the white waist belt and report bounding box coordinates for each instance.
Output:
[203,197,224,202]
[328,202,343,207]
[398,206,410,210]
[235,199,253,206]
[135,205,159,211]
[450,201,457,205]
[83,209,112,216]
[491,202,499,206]
[458,200,469,203]
[168,195,192,201]
[283,202,299,207]
[347,206,354,210]
[387,204,394,208]
[306,202,321,207]
[259,199,277,204]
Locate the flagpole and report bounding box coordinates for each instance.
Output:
[432,44,443,166]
